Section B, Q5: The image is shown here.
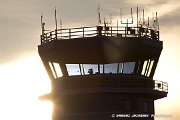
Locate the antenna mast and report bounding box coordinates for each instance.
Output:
[55,7,58,39]
[60,20,62,29]
[97,5,101,25]
[143,9,145,25]
[110,13,112,24]
[120,8,133,25]
[55,7,58,30]
[137,7,138,28]
[148,16,149,27]
[120,8,122,23]
[156,12,159,30]
[41,14,45,35]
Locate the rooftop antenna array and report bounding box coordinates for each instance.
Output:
[97,5,112,26]
[104,13,112,26]
[120,8,134,36]
[138,8,146,27]
[137,7,159,30]
[40,7,63,37]
[120,8,133,26]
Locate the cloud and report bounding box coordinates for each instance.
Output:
[0,1,42,63]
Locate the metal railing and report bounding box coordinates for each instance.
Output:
[40,26,160,44]
[154,80,168,92]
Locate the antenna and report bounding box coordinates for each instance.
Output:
[117,20,118,34]
[143,9,145,25]
[97,5,101,25]
[139,8,142,25]
[120,8,133,24]
[60,19,62,29]
[120,8,122,23]
[156,12,159,30]
[41,14,43,34]
[41,14,45,35]
[60,19,62,38]
[104,17,106,27]
[105,13,112,26]
[110,13,112,23]
[137,7,138,28]
[152,12,154,28]
[55,7,57,30]
[131,8,133,23]
[148,16,149,27]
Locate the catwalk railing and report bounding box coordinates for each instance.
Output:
[154,80,168,92]
[51,75,168,93]
[40,26,160,44]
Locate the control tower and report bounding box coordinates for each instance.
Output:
[38,8,168,120]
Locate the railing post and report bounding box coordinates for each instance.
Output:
[55,29,57,40]
[162,81,164,91]
[111,27,112,36]
[69,29,71,39]
[83,28,84,38]
[125,27,126,37]
[45,34,47,43]
[50,32,52,41]
[157,31,160,40]
[60,29,62,39]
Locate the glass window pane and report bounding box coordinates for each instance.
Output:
[48,62,63,78]
[104,63,118,74]
[53,63,63,77]
[66,64,81,76]
[141,60,148,75]
[123,62,135,74]
[48,62,56,78]
[147,60,154,77]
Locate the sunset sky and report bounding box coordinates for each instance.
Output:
[0,0,180,120]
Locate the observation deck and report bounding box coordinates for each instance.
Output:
[40,26,159,45]
[39,25,168,100]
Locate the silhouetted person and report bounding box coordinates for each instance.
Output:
[88,68,93,75]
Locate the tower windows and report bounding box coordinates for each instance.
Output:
[65,64,81,76]
[48,62,63,78]
[104,63,118,74]
[48,59,155,78]
[65,62,136,76]
[141,59,154,77]
[123,62,135,74]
